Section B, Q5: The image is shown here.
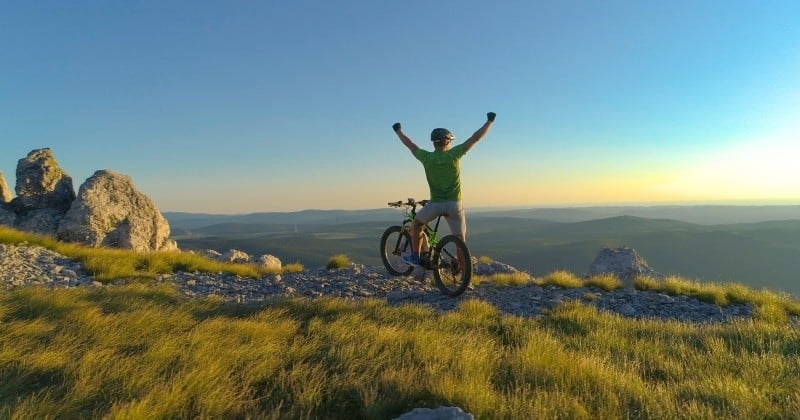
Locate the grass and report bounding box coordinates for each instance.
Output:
[634,275,800,320]
[0,225,303,281]
[326,254,352,270]
[1,285,799,419]
[4,225,800,417]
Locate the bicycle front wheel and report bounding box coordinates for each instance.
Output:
[432,235,472,296]
[380,225,414,276]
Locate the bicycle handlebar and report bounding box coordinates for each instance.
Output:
[387,198,430,208]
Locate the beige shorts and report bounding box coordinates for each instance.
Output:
[414,201,466,238]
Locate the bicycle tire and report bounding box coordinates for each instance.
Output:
[380,225,414,276]
[432,235,472,296]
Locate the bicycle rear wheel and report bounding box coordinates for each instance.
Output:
[380,225,414,276]
[432,235,472,296]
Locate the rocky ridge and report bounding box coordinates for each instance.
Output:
[0,244,753,323]
[1,149,175,252]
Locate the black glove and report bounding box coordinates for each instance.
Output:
[392,122,401,132]
[487,112,496,122]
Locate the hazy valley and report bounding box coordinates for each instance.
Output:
[167,205,800,297]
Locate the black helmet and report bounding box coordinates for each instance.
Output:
[430,128,454,143]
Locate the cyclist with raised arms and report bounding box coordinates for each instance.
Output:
[392,112,496,266]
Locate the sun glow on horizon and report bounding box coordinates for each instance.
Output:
[655,134,798,202]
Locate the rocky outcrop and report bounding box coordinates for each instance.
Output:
[2,149,77,235]
[0,204,15,227]
[587,246,661,288]
[57,170,177,252]
[0,171,11,203]
[11,148,75,213]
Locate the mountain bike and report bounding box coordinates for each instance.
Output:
[380,198,473,297]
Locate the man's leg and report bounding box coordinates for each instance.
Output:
[405,204,439,266]
[444,202,467,268]
[411,219,425,255]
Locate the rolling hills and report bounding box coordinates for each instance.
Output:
[166,205,800,296]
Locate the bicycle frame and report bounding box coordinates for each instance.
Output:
[400,204,441,248]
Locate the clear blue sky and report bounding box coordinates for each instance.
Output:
[2,1,798,213]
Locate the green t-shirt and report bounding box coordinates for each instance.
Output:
[414,143,468,202]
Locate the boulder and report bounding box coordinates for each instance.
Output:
[14,208,64,234]
[221,249,252,263]
[0,204,15,227]
[395,406,474,420]
[11,148,75,213]
[586,246,660,288]
[202,249,224,261]
[472,257,520,276]
[0,171,11,203]
[258,254,282,271]
[57,170,178,252]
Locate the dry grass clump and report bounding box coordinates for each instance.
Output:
[584,273,623,291]
[541,270,584,288]
[473,271,535,287]
[325,254,351,270]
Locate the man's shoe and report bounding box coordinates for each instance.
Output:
[403,254,422,266]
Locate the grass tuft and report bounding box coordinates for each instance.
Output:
[325,254,351,270]
[542,270,584,288]
[585,273,623,291]
[282,262,305,273]
[473,272,534,287]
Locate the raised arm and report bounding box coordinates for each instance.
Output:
[462,112,496,152]
[392,122,419,155]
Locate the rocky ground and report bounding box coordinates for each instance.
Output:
[0,243,756,324]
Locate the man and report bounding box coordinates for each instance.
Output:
[392,112,496,266]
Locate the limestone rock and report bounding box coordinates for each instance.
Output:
[202,249,223,261]
[472,257,520,276]
[587,246,660,288]
[12,148,75,213]
[14,208,64,235]
[0,204,15,227]
[395,406,474,420]
[57,170,177,252]
[221,249,251,263]
[0,171,11,203]
[258,254,282,271]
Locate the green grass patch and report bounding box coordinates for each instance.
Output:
[2,286,800,418]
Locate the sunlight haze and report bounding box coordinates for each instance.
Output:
[2,1,798,213]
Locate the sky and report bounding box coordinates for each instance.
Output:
[2,0,798,213]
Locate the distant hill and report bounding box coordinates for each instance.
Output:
[166,206,800,297]
[166,204,800,228]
